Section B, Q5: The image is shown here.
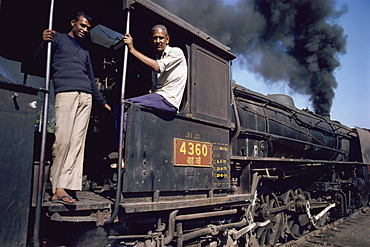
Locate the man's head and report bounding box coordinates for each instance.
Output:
[69,12,92,39]
[150,24,170,54]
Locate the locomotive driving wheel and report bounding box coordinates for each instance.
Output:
[282,189,310,240]
[255,192,283,246]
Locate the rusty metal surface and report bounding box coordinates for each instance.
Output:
[357,127,370,164]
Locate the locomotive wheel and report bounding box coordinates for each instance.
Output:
[255,192,283,246]
[282,189,310,240]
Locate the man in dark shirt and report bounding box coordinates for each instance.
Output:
[36,12,111,204]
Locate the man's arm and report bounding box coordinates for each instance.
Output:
[33,29,56,74]
[122,34,160,72]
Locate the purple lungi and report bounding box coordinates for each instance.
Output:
[127,93,177,113]
[117,93,177,147]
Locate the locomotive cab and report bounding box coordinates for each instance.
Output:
[114,0,237,206]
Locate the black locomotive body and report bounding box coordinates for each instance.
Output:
[1,0,370,246]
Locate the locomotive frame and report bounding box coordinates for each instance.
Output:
[1,0,370,246]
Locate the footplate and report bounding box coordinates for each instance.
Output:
[43,191,113,226]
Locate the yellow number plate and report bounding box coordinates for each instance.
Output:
[174,138,212,167]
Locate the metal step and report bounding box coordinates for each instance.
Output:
[43,191,113,226]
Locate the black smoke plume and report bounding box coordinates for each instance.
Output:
[153,0,347,115]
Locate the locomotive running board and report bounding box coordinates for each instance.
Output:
[230,155,367,165]
[121,194,254,213]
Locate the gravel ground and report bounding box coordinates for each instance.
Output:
[280,207,370,247]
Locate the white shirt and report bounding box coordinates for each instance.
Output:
[151,45,187,110]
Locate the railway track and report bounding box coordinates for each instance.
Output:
[279,206,370,247]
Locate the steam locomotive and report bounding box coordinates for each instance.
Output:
[1,0,369,246]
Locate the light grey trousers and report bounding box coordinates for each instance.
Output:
[50,91,92,194]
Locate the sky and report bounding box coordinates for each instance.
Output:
[231,0,370,129]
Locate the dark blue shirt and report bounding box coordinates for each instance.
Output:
[36,32,106,105]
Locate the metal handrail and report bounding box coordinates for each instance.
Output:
[33,1,54,246]
[105,8,131,224]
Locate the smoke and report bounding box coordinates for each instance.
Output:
[153,0,347,115]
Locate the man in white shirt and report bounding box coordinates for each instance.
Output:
[122,24,187,113]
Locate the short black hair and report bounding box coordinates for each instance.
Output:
[73,11,93,24]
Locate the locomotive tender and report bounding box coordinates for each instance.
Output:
[1,0,370,246]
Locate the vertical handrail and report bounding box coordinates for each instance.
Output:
[105,8,130,224]
[33,0,54,246]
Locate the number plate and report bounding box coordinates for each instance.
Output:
[174,138,212,167]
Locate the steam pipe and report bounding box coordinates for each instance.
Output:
[180,218,247,242]
[105,8,131,224]
[181,228,213,242]
[165,209,238,244]
[240,128,347,155]
[33,0,54,246]
[108,209,238,243]
[175,209,237,221]
[163,210,179,244]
